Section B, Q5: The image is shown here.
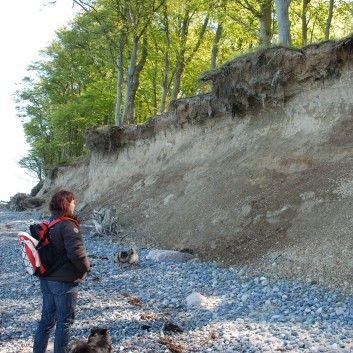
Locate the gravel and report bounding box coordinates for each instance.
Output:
[0,210,352,353]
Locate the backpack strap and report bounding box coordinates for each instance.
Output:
[48,217,79,229]
[47,218,63,228]
[40,217,80,243]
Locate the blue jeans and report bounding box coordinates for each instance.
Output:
[33,280,78,353]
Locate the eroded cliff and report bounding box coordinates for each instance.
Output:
[37,35,353,290]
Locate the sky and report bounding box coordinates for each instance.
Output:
[0,0,78,201]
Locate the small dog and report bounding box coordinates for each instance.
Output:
[68,328,111,353]
[114,248,139,270]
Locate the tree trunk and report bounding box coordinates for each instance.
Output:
[122,36,139,125]
[301,0,310,46]
[211,23,223,70]
[236,0,273,47]
[115,32,124,126]
[259,1,272,46]
[171,12,209,101]
[325,0,334,40]
[126,36,148,125]
[170,12,188,102]
[158,8,170,114]
[274,0,292,46]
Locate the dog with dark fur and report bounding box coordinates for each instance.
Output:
[68,328,112,353]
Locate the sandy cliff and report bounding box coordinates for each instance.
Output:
[37,36,353,291]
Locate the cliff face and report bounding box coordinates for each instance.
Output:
[38,36,353,290]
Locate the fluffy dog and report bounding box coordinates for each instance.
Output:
[68,328,111,353]
[114,248,139,270]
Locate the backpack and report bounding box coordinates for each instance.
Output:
[18,217,79,277]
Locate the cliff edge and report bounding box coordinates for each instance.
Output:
[37,35,353,291]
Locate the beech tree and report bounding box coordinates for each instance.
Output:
[234,0,274,46]
[158,4,171,114]
[116,0,166,125]
[73,0,166,126]
[274,0,292,45]
[301,0,310,45]
[325,0,334,40]
[169,4,210,101]
[211,23,223,70]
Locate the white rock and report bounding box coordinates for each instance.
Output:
[186,292,208,308]
[331,343,338,350]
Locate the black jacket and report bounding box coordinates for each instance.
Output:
[43,212,91,283]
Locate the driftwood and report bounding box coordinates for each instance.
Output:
[91,208,121,237]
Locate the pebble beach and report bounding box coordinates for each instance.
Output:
[0,210,352,352]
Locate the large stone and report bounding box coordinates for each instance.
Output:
[146,250,194,263]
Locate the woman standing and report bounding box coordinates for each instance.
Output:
[33,190,90,353]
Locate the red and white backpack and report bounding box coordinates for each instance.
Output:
[18,217,78,277]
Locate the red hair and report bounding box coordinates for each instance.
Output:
[49,190,75,217]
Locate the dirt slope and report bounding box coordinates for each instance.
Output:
[37,36,353,291]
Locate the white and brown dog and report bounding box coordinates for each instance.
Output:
[114,248,139,270]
